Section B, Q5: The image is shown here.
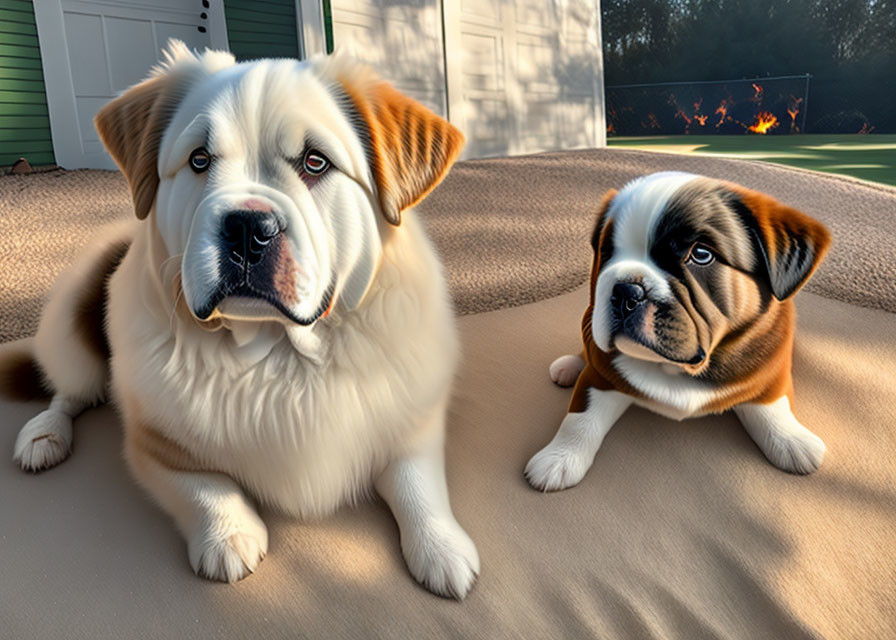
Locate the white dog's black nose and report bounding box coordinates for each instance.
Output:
[222,210,282,268]
[611,282,646,317]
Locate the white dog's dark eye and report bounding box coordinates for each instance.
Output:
[688,245,715,266]
[189,147,212,173]
[303,149,330,175]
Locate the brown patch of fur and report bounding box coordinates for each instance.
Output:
[722,182,831,300]
[272,238,299,306]
[0,341,51,401]
[338,70,465,225]
[94,70,189,220]
[74,240,130,361]
[130,419,205,473]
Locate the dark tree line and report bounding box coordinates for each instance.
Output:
[602,0,896,133]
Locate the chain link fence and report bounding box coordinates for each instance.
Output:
[606,75,811,136]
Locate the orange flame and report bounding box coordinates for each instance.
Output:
[714,99,729,127]
[748,111,779,134]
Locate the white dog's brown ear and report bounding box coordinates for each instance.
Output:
[727,185,832,300]
[339,76,465,225]
[95,72,186,220]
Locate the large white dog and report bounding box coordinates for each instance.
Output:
[3,41,479,598]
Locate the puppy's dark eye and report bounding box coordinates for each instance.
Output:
[189,147,211,173]
[688,245,715,266]
[303,149,330,176]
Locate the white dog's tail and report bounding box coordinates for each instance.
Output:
[3,222,134,406]
[0,338,51,401]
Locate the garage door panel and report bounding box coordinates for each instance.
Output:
[334,0,604,160]
[460,0,499,22]
[331,0,446,118]
[36,0,222,169]
[104,17,156,91]
[514,0,558,30]
[460,32,505,92]
[63,12,109,96]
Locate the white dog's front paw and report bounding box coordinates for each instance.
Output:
[14,410,73,472]
[525,443,593,491]
[402,518,480,600]
[549,354,585,387]
[188,507,269,583]
[762,428,826,475]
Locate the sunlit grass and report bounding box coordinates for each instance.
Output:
[608,134,896,187]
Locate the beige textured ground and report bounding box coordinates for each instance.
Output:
[2,289,894,639]
[2,150,895,637]
[2,149,895,343]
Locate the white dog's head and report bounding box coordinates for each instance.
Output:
[95,41,463,326]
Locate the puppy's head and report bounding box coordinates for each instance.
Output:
[95,40,463,326]
[589,172,831,373]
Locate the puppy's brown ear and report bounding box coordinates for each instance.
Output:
[727,185,831,300]
[591,189,618,256]
[587,189,618,306]
[338,72,465,225]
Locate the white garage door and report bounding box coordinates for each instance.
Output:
[33,0,228,169]
[330,0,605,159]
[329,0,448,118]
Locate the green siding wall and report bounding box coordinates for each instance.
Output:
[0,0,53,167]
[224,0,299,61]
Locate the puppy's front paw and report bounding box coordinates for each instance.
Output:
[402,518,479,600]
[14,410,73,472]
[763,428,826,475]
[549,354,585,387]
[188,507,268,583]
[525,443,592,491]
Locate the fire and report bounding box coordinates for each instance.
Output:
[749,112,779,134]
[750,83,764,102]
[714,99,729,127]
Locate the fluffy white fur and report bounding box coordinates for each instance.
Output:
[526,388,632,491]
[15,45,478,598]
[734,397,826,474]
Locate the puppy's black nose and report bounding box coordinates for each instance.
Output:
[611,282,646,317]
[221,210,282,268]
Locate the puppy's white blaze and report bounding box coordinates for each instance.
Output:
[591,259,673,351]
[591,172,699,352]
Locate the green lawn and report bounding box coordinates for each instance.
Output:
[607,134,896,187]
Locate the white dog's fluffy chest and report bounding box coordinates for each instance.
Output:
[107,217,456,518]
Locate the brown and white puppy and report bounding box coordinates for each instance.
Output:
[526,172,831,491]
[2,42,479,598]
